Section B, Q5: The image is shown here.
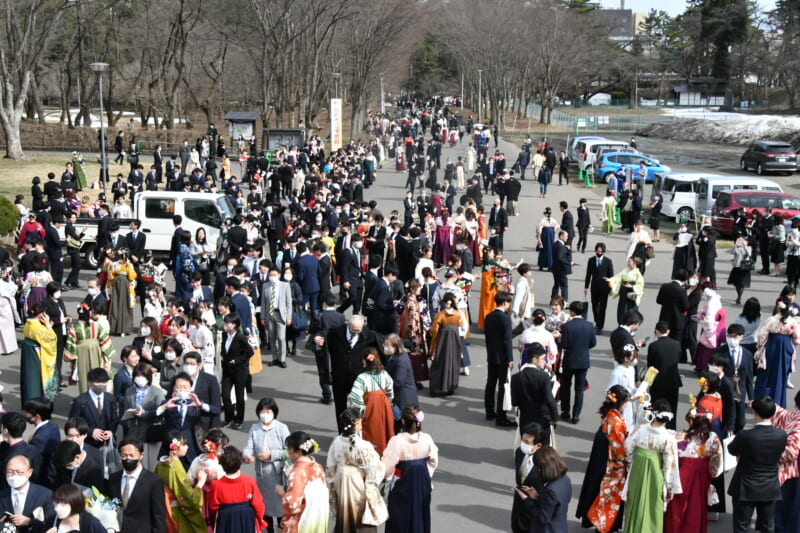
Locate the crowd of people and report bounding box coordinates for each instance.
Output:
[1,97,800,533]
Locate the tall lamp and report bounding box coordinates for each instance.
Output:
[90,62,110,199]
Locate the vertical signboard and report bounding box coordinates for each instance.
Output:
[330,98,342,151]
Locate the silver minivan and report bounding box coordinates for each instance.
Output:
[696,176,783,217]
[652,172,723,220]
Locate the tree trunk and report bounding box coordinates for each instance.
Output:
[0,112,26,160]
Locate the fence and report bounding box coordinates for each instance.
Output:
[519,101,743,134]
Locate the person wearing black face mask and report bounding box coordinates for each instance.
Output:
[106,437,166,532]
[584,242,614,335]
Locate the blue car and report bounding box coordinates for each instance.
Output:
[596,152,671,184]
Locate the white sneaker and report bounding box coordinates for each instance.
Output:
[463,367,470,376]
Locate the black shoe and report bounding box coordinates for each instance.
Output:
[595,327,603,335]
[268,361,280,367]
[230,422,243,430]
[221,420,232,428]
[277,361,287,369]
[560,412,571,422]
[319,398,332,405]
[485,412,497,421]
[495,418,516,427]
[571,416,580,425]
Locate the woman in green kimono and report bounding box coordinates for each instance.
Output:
[608,257,645,326]
[601,189,617,235]
[72,154,88,190]
[64,302,115,394]
[21,302,59,402]
[155,430,207,533]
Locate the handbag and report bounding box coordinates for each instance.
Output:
[645,246,655,259]
[502,368,513,411]
[290,309,308,331]
[722,433,738,472]
[146,416,167,443]
[67,237,82,249]
[740,252,755,270]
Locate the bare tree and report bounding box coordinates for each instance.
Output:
[0,0,66,159]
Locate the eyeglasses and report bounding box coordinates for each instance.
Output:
[65,432,82,439]
[5,470,28,476]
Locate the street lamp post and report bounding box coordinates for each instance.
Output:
[90,62,109,199]
[380,73,385,115]
[477,69,483,123]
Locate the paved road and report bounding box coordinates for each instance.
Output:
[6,135,791,532]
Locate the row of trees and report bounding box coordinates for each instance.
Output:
[0,0,797,160]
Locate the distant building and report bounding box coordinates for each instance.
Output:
[590,8,646,44]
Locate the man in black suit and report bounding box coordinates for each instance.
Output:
[22,398,60,477]
[107,437,166,533]
[716,323,754,433]
[584,242,613,333]
[394,228,414,283]
[169,214,183,269]
[647,321,683,429]
[551,230,572,300]
[126,219,147,269]
[369,262,399,335]
[0,455,55,532]
[156,372,207,463]
[310,293,346,404]
[443,178,456,215]
[43,172,61,203]
[0,413,43,488]
[559,301,596,424]
[456,238,474,274]
[182,352,221,432]
[67,368,119,449]
[219,314,253,430]
[336,235,364,315]
[484,292,516,427]
[576,198,590,253]
[610,310,645,373]
[227,215,248,259]
[466,176,483,206]
[656,269,689,345]
[511,422,544,533]
[44,217,64,284]
[707,352,738,437]
[510,344,558,443]
[416,190,433,222]
[327,316,382,429]
[63,417,103,470]
[727,396,787,533]
[48,439,104,492]
[82,278,108,311]
[95,203,112,250]
[43,282,69,383]
[559,201,575,249]
[489,198,509,250]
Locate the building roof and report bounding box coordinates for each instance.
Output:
[224,112,259,122]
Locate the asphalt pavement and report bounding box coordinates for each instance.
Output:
[6,135,793,532]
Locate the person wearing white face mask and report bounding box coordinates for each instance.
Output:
[0,454,55,532]
[714,323,753,433]
[156,373,205,465]
[242,398,290,533]
[181,352,221,433]
[121,364,165,470]
[49,482,106,533]
[512,422,545,533]
[159,339,184,391]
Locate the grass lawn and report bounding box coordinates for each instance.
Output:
[0,154,76,199]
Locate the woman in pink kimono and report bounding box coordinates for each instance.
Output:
[433,212,454,267]
[695,285,726,372]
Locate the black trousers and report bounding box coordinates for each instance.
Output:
[560,368,587,418]
[485,363,510,419]
[314,347,333,401]
[733,500,775,533]
[49,254,63,284]
[551,272,568,301]
[221,366,248,424]
[336,284,363,315]
[577,227,588,253]
[66,248,82,286]
[559,167,568,185]
[591,289,610,330]
[332,381,352,431]
[759,239,771,271]
[405,171,416,193]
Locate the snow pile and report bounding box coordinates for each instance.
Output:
[638,113,800,147]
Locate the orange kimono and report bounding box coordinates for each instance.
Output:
[587,409,629,533]
[477,259,510,329]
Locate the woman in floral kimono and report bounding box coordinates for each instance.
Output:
[277,432,328,533]
[584,386,631,533]
[326,409,386,533]
[107,248,137,336]
[665,405,723,533]
[622,399,682,533]
[755,297,800,408]
[155,431,207,533]
[0,266,20,355]
[399,281,430,384]
[477,248,512,329]
[65,303,115,394]
[774,392,800,533]
[608,257,645,326]
[22,255,52,311]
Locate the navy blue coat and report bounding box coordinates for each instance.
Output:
[0,482,55,533]
[295,253,321,294]
[521,474,572,533]
[29,421,60,476]
[386,352,419,410]
[230,293,253,336]
[67,392,120,448]
[560,316,596,370]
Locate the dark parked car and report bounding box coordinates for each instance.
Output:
[740,140,797,175]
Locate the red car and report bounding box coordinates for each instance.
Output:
[712,191,800,236]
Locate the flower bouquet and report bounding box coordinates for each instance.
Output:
[84,486,121,532]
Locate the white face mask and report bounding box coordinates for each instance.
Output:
[284,274,293,281]
[708,364,721,375]
[269,275,279,283]
[88,288,99,297]
[134,376,149,388]
[519,443,536,455]
[54,504,72,520]
[259,412,274,425]
[727,337,740,349]
[688,278,699,287]
[53,291,62,299]
[353,241,363,249]
[165,351,177,361]
[140,326,151,337]
[183,364,198,376]
[6,475,27,489]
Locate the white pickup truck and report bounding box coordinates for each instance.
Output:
[60,191,237,268]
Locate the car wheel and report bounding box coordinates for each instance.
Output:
[677,207,693,221]
[784,172,793,176]
[84,244,97,269]
[740,159,748,171]
[603,172,615,183]
[757,163,764,175]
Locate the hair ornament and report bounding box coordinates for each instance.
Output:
[204,440,218,459]
[654,410,674,421]
[299,439,319,453]
[169,438,181,451]
[605,390,617,402]
[415,411,425,423]
[366,353,376,362]
[778,300,788,309]
[698,377,709,393]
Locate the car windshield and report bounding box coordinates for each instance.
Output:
[217,196,236,222]
[782,197,800,210]
[767,145,795,153]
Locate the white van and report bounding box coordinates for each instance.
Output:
[569,135,605,162]
[696,176,783,217]
[651,172,723,220]
[579,139,631,171]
